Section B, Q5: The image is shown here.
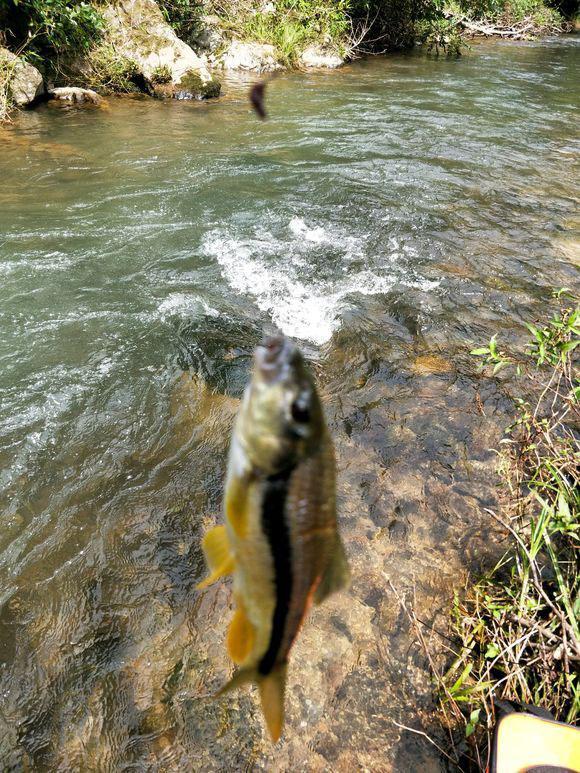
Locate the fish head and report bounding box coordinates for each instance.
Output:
[237,336,324,475]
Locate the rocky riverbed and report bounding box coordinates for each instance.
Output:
[0,35,578,771]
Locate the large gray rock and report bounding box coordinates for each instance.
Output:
[101,0,220,98]
[48,86,101,104]
[0,47,44,107]
[220,40,281,72]
[299,44,344,69]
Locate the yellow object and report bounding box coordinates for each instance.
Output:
[196,525,234,589]
[258,664,287,744]
[493,712,580,773]
[227,603,255,664]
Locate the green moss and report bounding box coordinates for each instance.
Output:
[201,77,221,99]
[176,69,221,99]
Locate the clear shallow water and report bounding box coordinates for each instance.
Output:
[0,37,578,769]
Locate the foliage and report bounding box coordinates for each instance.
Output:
[416,14,466,54]
[0,51,16,121]
[450,0,565,33]
[0,0,104,64]
[210,0,350,64]
[423,292,579,770]
[150,63,173,84]
[83,44,141,93]
[348,0,440,52]
[158,0,204,43]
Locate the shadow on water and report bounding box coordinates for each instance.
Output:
[0,35,578,770]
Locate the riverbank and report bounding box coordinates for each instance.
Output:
[0,0,576,120]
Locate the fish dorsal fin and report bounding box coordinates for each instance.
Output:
[258,662,287,743]
[196,525,234,589]
[314,536,350,605]
[227,603,255,665]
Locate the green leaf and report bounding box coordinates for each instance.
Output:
[450,662,473,695]
[524,322,542,343]
[470,348,490,356]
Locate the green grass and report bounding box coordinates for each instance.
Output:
[82,44,141,94]
[208,0,350,65]
[0,52,16,121]
[428,291,579,769]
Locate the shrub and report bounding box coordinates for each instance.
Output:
[209,0,350,63]
[0,0,104,64]
[158,0,205,43]
[151,63,173,84]
[348,0,440,52]
[455,0,564,26]
[0,51,16,121]
[83,44,141,93]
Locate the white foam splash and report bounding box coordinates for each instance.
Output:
[202,217,439,345]
[157,293,220,321]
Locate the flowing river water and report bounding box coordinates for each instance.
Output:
[0,37,578,770]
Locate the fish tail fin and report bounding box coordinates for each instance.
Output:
[196,524,234,590]
[258,662,287,743]
[215,662,287,743]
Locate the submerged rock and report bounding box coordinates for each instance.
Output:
[48,86,102,104]
[299,45,344,69]
[220,41,281,72]
[0,47,44,107]
[100,0,220,98]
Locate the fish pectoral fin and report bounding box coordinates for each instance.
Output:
[258,662,287,743]
[314,536,350,605]
[227,604,255,665]
[196,525,234,589]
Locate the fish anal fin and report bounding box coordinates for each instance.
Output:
[227,604,255,665]
[314,537,350,605]
[258,663,287,743]
[196,525,234,590]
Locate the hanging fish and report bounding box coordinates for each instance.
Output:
[197,335,349,742]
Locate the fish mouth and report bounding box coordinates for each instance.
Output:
[256,335,296,382]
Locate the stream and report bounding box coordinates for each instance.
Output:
[0,36,578,770]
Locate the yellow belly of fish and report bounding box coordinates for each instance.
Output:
[227,481,275,668]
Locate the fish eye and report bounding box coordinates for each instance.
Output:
[291,398,310,424]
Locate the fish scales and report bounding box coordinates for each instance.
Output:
[197,335,349,741]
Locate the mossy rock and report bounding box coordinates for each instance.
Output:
[173,70,221,100]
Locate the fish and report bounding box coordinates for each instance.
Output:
[249,81,267,120]
[197,335,349,742]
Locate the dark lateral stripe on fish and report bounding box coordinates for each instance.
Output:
[258,469,293,676]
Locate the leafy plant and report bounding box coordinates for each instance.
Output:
[158,0,205,43]
[404,292,579,771]
[83,44,141,94]
[210,0,350,64]
[0,0,105,63]
[438,292,579,768]
[0,50,17,121]
[417,14,466,54]
[151,63,173,84]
